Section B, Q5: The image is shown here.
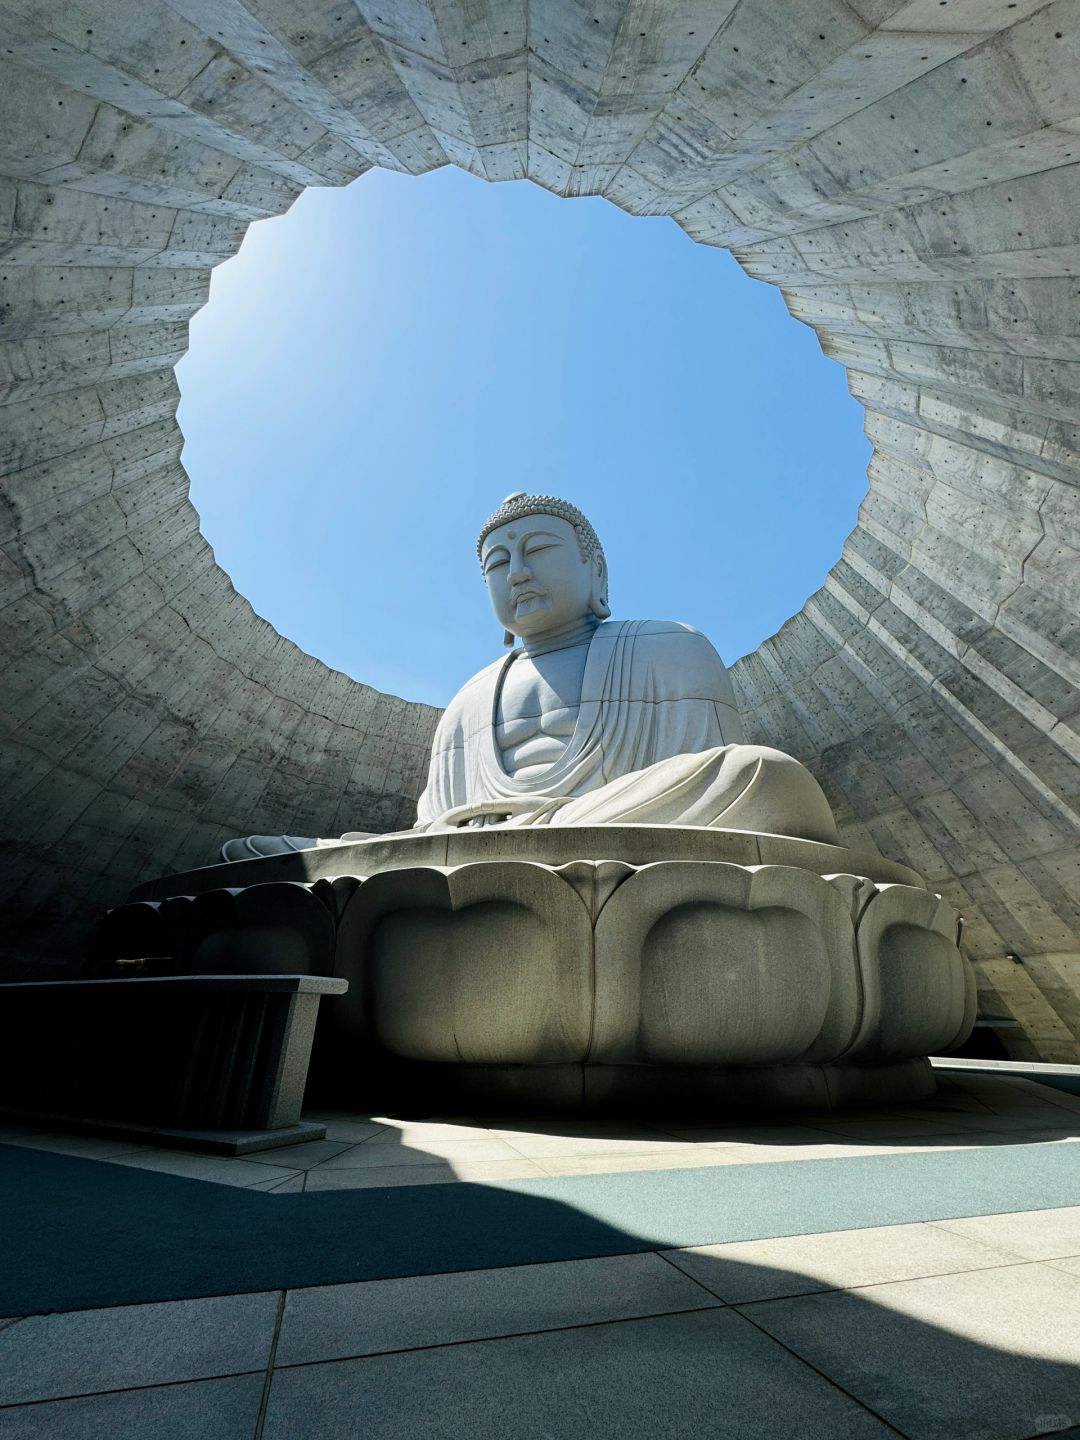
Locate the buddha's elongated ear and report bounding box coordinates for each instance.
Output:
[590,553,611,621]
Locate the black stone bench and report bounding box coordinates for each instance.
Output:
[0,974,347,1155]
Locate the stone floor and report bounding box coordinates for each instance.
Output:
[4,1062,1080,1195]
[2,1062,1080,1437]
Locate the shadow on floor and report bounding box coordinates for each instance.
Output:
[3,1102,1080,1310]
[3,1120,1080,1440]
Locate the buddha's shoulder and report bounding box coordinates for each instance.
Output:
[599,618,712,639]
[597,618,724,658]
[595,619,732,694]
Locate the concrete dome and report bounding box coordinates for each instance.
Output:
[0,0,1076,1057]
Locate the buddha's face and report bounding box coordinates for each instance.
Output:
[481,514,603,641]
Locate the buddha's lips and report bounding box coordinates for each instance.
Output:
[512,589,544,605]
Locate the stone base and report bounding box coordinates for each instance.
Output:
[335,1058,937,1116]
[103,826,977,1115]
[0,1111,329,1156]
[127,823,926,901]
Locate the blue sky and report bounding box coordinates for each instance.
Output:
[177,166,869,709]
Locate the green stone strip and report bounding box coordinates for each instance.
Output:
[3,1140,1078,1319]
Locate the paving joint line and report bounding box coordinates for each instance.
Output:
[267,1297,727,1375]
[926,1212,1080,1255]
[0,1366,268,1412]
[728,1298,914,1438]
[656,1218,917,1434]
[653,1247,730,1304]
[732,1254,1071,1307]
[253,1289,286,1440]
[651,1246,1072,1303]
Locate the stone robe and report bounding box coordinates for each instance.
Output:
[416,619,838,843]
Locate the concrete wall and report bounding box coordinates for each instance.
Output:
[0,0,1076,1055]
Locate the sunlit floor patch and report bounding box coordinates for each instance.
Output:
[5,1068,1078,1194]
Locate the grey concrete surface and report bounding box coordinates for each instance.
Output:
[262,1308,897,1439]
[276,1253,718,1366]
[0,1374,265,1440]
[0,1292,278,1405]
[2,1172,1080,1438]
[0,1,1076,1060]
[662,1222,1020,1303]
[933,1204,1080,1261]
[743,1261,1080,1440]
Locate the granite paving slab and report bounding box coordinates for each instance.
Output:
[740,1261,1080,1440]
[263,1309,896,1439]
[0,1291,278,1405]
[931,1206,1080,1261]
[661,1221,1021,1303]
[276,1253,718,1366]
[0,1374,264,1440]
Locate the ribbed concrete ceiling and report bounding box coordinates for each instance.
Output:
[0,0,1077,1054]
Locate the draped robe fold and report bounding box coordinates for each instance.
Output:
[416,620,839,843]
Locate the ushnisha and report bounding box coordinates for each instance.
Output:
[220,493,837,859]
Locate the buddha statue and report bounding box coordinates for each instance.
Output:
[417,492,838,838]
[130,491,970,1115]
[221,493,838,860]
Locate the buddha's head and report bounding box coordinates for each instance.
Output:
[477,493,610,644]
